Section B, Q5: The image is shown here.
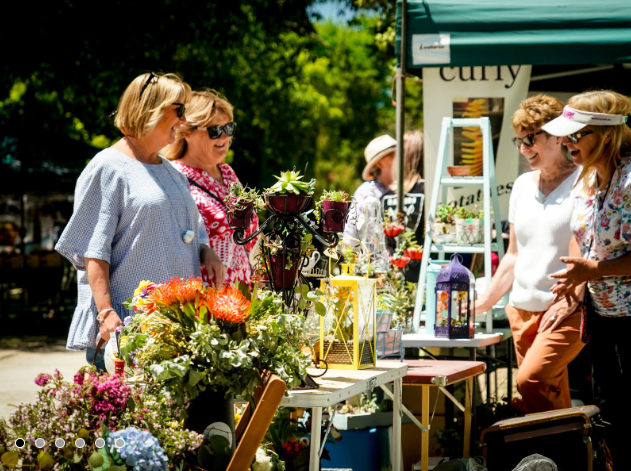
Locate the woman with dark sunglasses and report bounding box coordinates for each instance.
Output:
[546,90,631,464]
[163,90,257,287]
[475,94,583,414]
[56,73,226,371]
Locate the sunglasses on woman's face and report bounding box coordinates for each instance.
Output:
[512,130,544,149]
[199,122,237,140]
[172,103,186,118]
[566,130,593,144]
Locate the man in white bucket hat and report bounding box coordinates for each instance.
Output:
[342,135,397,242]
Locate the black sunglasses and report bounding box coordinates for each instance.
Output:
[139,72,158,100]
[566,130,593,144]
[512,131,544,148]
[199,122,237,139]
[172,102,186,118]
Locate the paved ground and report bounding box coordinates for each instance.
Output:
[0,337,86,420]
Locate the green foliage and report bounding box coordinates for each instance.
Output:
[341,244,359,264]
[266,169,316,195]
[294,282,325,315]
[2,2,422,196]
[224,183,264,214]
[435,205,457,225]
[455,205,483,220]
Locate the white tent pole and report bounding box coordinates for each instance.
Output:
[395,0,407,214]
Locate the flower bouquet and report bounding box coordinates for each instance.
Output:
[0,368,202,471]
[120,278,311,403]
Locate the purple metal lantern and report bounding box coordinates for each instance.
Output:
[435,254,475,339]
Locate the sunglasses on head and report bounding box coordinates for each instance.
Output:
[199,122,237,140]
[512,130,544,148]
[566,130,593,144]
[139,72,158,100]
[172,103,186,118]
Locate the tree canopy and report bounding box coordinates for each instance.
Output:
[1,0,422,195]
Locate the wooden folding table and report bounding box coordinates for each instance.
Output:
[392,360,486,471]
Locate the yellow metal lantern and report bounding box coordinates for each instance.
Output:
[318,268,377,370]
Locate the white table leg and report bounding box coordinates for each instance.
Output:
[310,407,322,471]
[393,378,402,471]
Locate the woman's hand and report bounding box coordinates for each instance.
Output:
[99,310,122,342]
[538,298,577,333]
[202,246,227,287]
[550,256,598,300]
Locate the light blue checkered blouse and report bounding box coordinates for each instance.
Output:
[56,149,209,350]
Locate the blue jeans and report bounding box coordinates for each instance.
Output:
[85,346,106,373]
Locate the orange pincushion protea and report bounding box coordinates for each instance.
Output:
[151,277,204,308]
[205,286,252,324]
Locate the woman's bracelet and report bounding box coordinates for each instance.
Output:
[97,308,116,323]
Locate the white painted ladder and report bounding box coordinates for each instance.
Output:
[412,117,505,334]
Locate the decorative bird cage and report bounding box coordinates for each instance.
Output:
[319,243,377,369]
[435,254,475,339]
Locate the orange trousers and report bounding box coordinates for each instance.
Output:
[505,303,584,413]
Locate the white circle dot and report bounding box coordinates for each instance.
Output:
[114,438,125,448]
[94,438,106,449]
[55,438,65,448]
[35,438,46,448]
[75,438,86,448]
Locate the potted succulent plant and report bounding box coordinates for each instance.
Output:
[224,183,262,229]
[454,205,484,244]
[399,231,423,260]
[314,190,353,233]
[264,169,316,215]
[432,205,457,244]
[388,252,411,269]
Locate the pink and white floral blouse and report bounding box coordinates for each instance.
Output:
[570,156,631,317]
[173,161,259,287]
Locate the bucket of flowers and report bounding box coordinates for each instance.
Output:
[118,277,311,470]
[0,368,202,471]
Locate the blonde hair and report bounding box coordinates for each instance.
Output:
[402,130,424,193]
[568,90,631,189]
[162,90,234,160]
[113,72,191,138]
[512,94,564,132]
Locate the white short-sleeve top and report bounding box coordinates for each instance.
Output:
[56,148,209,350]
[508,168,580,312]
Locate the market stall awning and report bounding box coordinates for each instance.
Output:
[396,0,631,70]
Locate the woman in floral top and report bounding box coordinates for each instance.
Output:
[163,90,259,286]
[546,90,631,464]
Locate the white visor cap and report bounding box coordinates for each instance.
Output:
[542,106,628,137]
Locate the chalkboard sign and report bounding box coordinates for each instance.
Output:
[382,193,425,232]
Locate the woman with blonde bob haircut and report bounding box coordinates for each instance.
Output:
[476,93,583,414]
[163,90,258,287]
[547,90,631,464]
[56,73,225,371]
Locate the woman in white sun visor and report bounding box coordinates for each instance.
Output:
[545,90,631,465]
